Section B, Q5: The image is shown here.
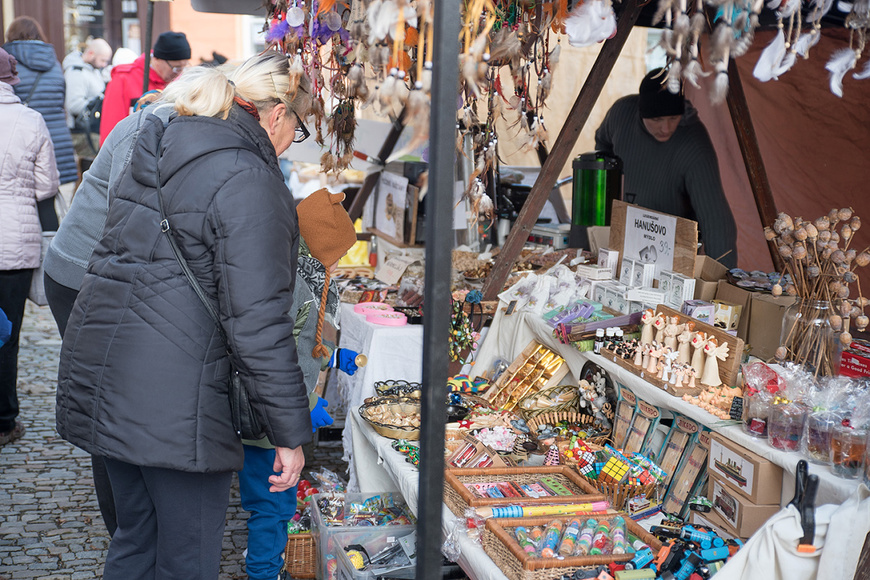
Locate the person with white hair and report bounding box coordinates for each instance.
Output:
[64,37,112,162]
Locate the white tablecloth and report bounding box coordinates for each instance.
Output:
[338,303,424,490]
[473,303,860,506]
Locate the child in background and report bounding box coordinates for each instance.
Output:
[239,188,359,580]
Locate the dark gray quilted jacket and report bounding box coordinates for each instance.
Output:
[56,107,312,473]
[3,40,77,185]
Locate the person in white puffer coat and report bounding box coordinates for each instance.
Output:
[0,46,59,447]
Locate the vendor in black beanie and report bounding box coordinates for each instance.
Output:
[595,67,738,268]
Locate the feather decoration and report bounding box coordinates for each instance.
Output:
[653,0,675,26]
[776,0,801,18]
[753,28,786,81]
[674,12,691,36]
[565,0,617,48]
[807,0,834,21]
[367,0,397,45]
[316,0,337,18]
[709,21,733,63]
[489,28,522,65]
[266,18,291,43]
[287,53,304,99]
[853,57,870,79]
[826,48,857,97]
[731,26,756,58]
[549,43,561,73]
[711,70,730,104]
[793,30,821,57]
[683,58,710,89]
[667,62,683,93]
[775,50,797,76]
[690,11,706,35]
[552,0,570,33]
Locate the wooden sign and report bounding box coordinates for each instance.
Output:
[608,200,698,280]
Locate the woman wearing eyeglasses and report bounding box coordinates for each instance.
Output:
[56,51,313,579]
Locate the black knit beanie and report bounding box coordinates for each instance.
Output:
[153,31,191,61]
[638,68,685,119]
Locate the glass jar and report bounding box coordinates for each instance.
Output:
[779,299,840,378]
[742,390,773,438]
[802,411,842,464]
[864,430,870,487]
[831,424,867,479]
[769,402,809,451]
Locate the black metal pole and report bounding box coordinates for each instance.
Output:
[142,0,155,95]
[416,1,460,579]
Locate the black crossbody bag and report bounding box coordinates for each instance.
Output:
[153,144,265,440]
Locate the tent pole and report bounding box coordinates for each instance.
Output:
[347,108,407,222]
[725,59,783,270]
[482,0,643,301]
[142,0,155,95]
[415,1,459,579]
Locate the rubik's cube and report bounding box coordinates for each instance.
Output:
[600,456,631,484]
[593,450,609,476]
[628,469,656,486]
[577,459,597,478]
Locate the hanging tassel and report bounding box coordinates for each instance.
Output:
[793,30,821,57]
[826,48,858,97]
[753,28,786,81]
[667,62,683,94]
[683,58,710,89]
[552,0,570,33]
[565,0,617,47]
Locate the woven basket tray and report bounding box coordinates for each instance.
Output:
[358,397,421,440]
[517,385,579,421]
[526,411,611,446]
[482,514,663,580]
[283,532,315,579]
[578,474,657,512]
[443,466,605,519]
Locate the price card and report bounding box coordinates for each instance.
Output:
[623,205,677,281]
[375,255,417,285]
[729,396,744,422]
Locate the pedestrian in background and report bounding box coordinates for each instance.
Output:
[99,31,190,145]
[0,47,59,446]
[63,37,112,168]
[3,16,76,213]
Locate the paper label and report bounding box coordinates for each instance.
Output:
[375,255,416,285]
[624,206,678,281]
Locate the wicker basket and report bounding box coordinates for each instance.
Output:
[578,474,657,512]
[358,398,421,440]
[283,532,315,579]
[442,466,605,518]
[526,411,611,446]
[482,514,662,580]
[517,385,579,420]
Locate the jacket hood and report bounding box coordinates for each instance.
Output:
[130,105,281,189]
[0,81,21,104]
[62,51,85,71]
[3,40,57,73]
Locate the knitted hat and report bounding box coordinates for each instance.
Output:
[638,67,684,119]
[0,48,20,86]
[296,189,357,359]
[153,31,191,61]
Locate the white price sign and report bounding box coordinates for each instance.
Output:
[623,206,677,280]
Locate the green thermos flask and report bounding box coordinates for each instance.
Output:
[569,151,623,249]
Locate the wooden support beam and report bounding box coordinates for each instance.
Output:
[482,0,643,300]
[725,59,783,270]
[347,108,407,222]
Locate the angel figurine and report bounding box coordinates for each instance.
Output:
[700,337,730,387]
[686,367,698,388]
[690,331,708,377]
[640,309,657,345]
[647,343,663,374]
[634,342,644,367]
[672,364,685,387]
[677,321,695,364]
[653,313,667,344]
[662,315,683,351]
[661,349,678,383]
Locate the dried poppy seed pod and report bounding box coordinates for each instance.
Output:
[819,230,832,242]
[830,314,843,330]
[804,223,819,239]
[857,315,869,331]
[856,297,870,308]
[846,249,857,263]
[772,284,783,296]
[832,249,847,264]
[829,208,841,223]
[793,245,808,260]
[775,346,788,360]
[837,265,849,276]
[794,227,808,241]
[838,285,851,299]
[774,212,794,233]
[807,265,821,278]
[786,284,797,296]
[841,301,853,317]
[844,271,858,283]
[764,226,777,241]
[856,252,870,267]
[822,247,834,260]
[830,280,843,294]
[840,331,853,347]
[778,245,793,258]
[841,224,853,240]
[851,216,861,231]
[782,232,796,245]
[839,207,854,221]
[815,216,831,231]
[830,231,841,244]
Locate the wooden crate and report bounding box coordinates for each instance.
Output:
[485,342,570,411]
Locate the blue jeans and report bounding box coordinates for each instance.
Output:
[239,445,298,580]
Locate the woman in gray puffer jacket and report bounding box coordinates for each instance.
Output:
[56,52,313,579]
[3,17,77,191]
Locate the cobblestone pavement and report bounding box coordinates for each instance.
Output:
[0,302,348,579]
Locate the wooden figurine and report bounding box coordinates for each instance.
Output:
[641,343,652,369]
[657,359,666,380]
[634,342,644,366]
[640,309,656,345]
[663,315,683,351]
[647,343,663,374]
[662,349,678,383]
[677,321,695,365]
[700,337,730,387]
[686,367,698,388]
[672,364,685,386]
[653,313,667,344]
[690,331,707,377]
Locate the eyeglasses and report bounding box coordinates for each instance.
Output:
[293,112,310,144]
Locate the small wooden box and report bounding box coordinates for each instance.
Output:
[708,433,783,505]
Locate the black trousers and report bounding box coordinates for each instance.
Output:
[45,272,118,537]
[103,458,232,580]
[0,268,33,433]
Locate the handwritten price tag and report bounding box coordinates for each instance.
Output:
[375,256,417,285]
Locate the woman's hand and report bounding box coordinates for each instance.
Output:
[269,446,305,492]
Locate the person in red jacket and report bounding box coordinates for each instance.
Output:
[99,31,190,145]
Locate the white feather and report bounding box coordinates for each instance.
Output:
[826,48,857,97]
[710,70,730,104]
[775,50,797,76]
[793,31,821,57]
[683,58,710,89]
[565,0,617,48]
[753,29,786,82]
[776,0,801,17]
[853,57,870,79]
[667,62,683,93]
[766,0,781,9]
[807,0,834,20]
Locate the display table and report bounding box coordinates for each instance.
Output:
[473,304,861,506]
[337,303,424,490]
[350,411,509,580]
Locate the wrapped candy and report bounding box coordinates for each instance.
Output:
[800,377,859,464]
[831,423,867,479]
[768,365,813,451]
[743,389,773,438]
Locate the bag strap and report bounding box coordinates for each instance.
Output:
[22,72,44,107]
[153,139,233,354]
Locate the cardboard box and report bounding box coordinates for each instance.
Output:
[747,293,797,360]
[714,281,752,340]
[840,348,870,378]
[709,474,780,538]
[682,300,716,326]
[632,261,656,288]
[690,509,739,541]
[708,433,783,505]
[619,258,635,286]
[598,247,620,279]
[712,300,743,333]
[694,255,729,302]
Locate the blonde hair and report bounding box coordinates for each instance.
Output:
[170,51,312,120]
